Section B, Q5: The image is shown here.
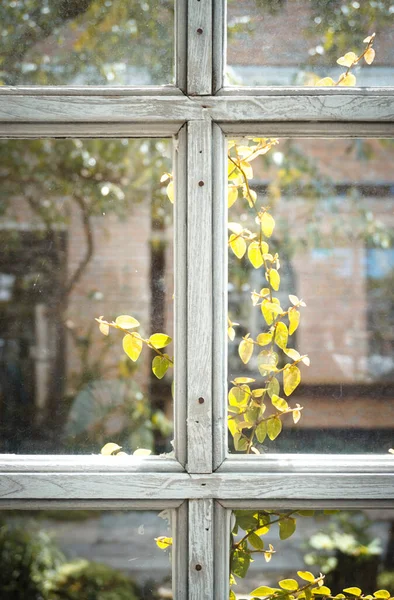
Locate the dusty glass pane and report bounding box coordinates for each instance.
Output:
[0,138,174,454]
[0,509,172,598]
[227,137,394,453]
[0,1,174,86]
[230,509,394,599]
[227,0,394,86]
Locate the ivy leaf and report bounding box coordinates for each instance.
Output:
[293,406,302,424]
[229,233,247,259]
[283,365,301,396]
[289,308,300,335]
[123,333,143,362]
[248,241,264,269]
[152,355,171,379]
[279,516,296,540]
[279,579,299,592]
[343,588,362,597]
[275,321,288,350]
[266,417,282,440]
[149,333,172,348]
[261,212,275,237]
[239,338,254,364]
[269,269,280,291]
[115,315,140,329]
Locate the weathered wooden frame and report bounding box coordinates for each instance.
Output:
[0,0,394,598]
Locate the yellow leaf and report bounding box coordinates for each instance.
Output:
[289,294,299,305]
[133,448,152,456]
[297,571,316,583]
[155,536,173,549]
[115,315,140,329]
[228,386,248,406]
[293,408,301,424]
[228,326,235,341]
[269,269,280,291]
[289,308,300,335]
[101,442,122,456]
[363,33,375,43]
[229,233,247,259]
[228,222,243,235]
[152,355,171,379]
[343,589,361,597]
[123,333,143,362]
[160,172,171,183]
[284,348,300,361]
[166,180,174,203]
[316,77,335,86]
[364,47,375,65]
[261,212,275,237]
[337,52,357,67]
[99,322,109,336]
[239,338,254,364]
[228,185,238,207]
[267,417,282,440]
[339,72,357,86]
[271,394,288,412]
[257,349,278,376]
[246,188,257,207]
[257,332,273,346]
[248,241,264,269]
[149,333,172,349]
[373,591,391,599]
[283,365,301,396]
[275,321,288,350]
[240,160,253,179]
[302,356,310,366]
[233,377,255,384]
[255,421,267,443]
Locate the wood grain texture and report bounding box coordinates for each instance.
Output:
[0,472,393,500]
[212,0,226,93]
[0,455,183,473]
[220,121,394,138]
[187,0,213,95]
[195,93,394,122]
[175,0,187,92]
[0,122,181,137]
[212,124,227,470]
[187,119,213,473]
[214,501,230,599]
[218,455,394,473]
[189,500,214,600]
[174,124,188,467]
[174,501,189,600]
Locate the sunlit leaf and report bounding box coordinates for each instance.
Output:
[99,322,109,336]
[316,77,335,86]
[239,338,254,364]
[241,160,253,179]
[160,172,171,183]
[123,333,143,362]
[271,394,288,412]
[234,377,255,384]
[115,315,140,329]
[229,233,247,259]
[261,212,275,237]
[101,442,122,456]
[228,386,248,406]
[293,407,302,424]
[267,417,282,440]
[289,308,300,335]
[337,52,357,67]
[298,571,316,583]
[233,432,249,452]
[339,72,357,86]
[166,180,174,203]
[256,421,267,443]
[275,321,288,350]
[229,590,236,600]
[269,269,280,291]
[257,349,278,376]
[248,532,265,550]
[228,222,243,235]
[257,332,273,346]
[248,241,264,269]
[283,365,301,396]
[313,587,332,596]
[373,591,391,599]
[152,355,171,379]
[267,377,280,399]
[363,33,375,43]
[155,536,173,549]
[149,333,172,349]
[228,185,238,207]
[279,579,299,592]
[133,448,152,456]
[289,294,300,305]
[302,356,311,366]
[228,326,236,341]
[364,47,375,64]
[279,516,296,540]
[250,586,276,596]
[343,588,362,597]
[284,348,301,361]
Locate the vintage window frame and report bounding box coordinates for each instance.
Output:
[0,1,393,598]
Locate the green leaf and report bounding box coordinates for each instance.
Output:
[267,377,280,399]
[123,333,143,362]
[149,333,172,348]
[250,586,276,597]
[269,269,280,291]
[239,338,254,364]
[271,394,288,412]
[275,321,288,350]
[255,421,267,443]
[248,532,265,550]
[152,355,170,379]
[279,516,296,540]
[235,511,258,529]
[233,433,248,451]
[248,241,264,269]
[279,579,299,592]
[266,417,282,440]
[297,571,315,583]
[283,365,301,396]
[343,588,362,597]
[231,549,251,578]
[229,590,236,600]
[261,212,275,237]
[374,592,391,599]
[229,233,247,259]
[297,511,315,517]
[115,314,140,329]
[257,349,278,376]
[289,308,300,335]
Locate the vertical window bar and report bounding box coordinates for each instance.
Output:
[189,499,214,599]
[187,0,213,95]
[212,0,226,93]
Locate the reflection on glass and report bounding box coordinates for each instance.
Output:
[228,138,394,453]
[0,139,173,454]
[0,1,174,85]
[230,509,394,599]
[227,0,394,86]
[0,510,172,599]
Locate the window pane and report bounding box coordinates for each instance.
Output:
[227,137,394,454]
[0,509,172,598]
[0,138,174,454]
[230,508,394,599]
[227,0,393,87]
[0,1,174,86]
